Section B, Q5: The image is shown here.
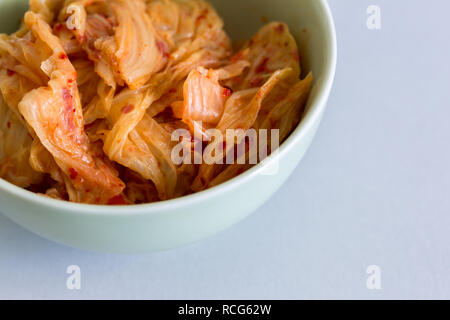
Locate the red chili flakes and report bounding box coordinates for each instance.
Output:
[230,51,246,63]
[121,104,134,114]
[156,41,169,58]
[6,69,15,77]
[168,88,177,94]
[69,168,78,180]
[276,23,285,33]
[107,194,128,205]
[250,76,264,87]
[223,87,232,97]
[53,23,64,32]
[293,51,300,62]
[7,121,11,129]
[62,88,76,131]
[196,9,209,23]
[59,53,68,60]
[62,88,73,106]
[255,57,270,74]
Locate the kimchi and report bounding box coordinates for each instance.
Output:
[0,0,312,205]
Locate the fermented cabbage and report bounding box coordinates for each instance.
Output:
[0,0,312,204]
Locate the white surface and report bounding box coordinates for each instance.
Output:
[1,0,449,299]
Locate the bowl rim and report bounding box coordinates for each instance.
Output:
[0,0,337,216]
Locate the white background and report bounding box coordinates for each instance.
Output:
[1,0,450,299]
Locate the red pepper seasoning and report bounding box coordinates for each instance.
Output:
[255,57,269,74]
[53,23,64,32]
[223,87,232,97]
[230,51,246,63]
[62,88,73,105]
[250,76,264,87]
[6,69,15,77]
[156,41,169,58]
[69,168,78,180]
[196,9,208,24]
[276,23,285,33]
[121,104,134,114]
[62,88,76,131]
[108,195,128,205]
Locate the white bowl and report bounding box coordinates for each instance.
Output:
[0,0,336,253]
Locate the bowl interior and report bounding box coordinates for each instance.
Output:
[0,0,335,211]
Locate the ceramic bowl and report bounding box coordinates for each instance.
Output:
[0,0,336,253]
